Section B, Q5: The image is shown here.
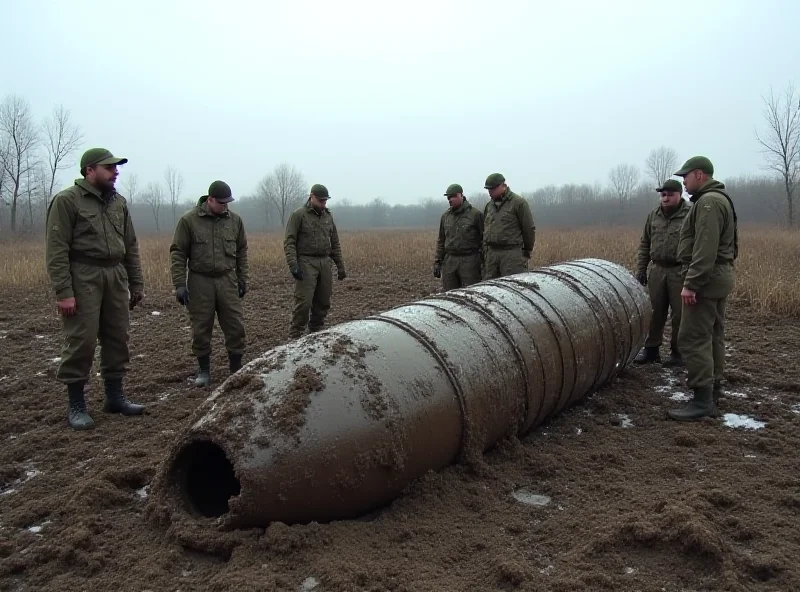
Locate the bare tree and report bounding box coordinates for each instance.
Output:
[164,166,184,226]
[756,83,800,228]
[143,181,164,232]
[255,162,306,226]
[645,146,678,188]
[42,105,83,204]
[122,172,139,214]
[0,94,40,232]
[609,164,640,208]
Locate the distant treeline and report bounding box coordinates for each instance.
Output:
[0,174,790,238]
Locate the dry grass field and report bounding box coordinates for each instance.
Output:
[1,226,799,592]
[3,227,799,316]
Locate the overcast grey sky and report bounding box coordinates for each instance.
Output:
[3,0,798,204]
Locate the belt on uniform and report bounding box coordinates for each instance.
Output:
[298,253,330,258]
[190,269,233,278]
[653,260,681,267]
[69,253,123,267]
[445,250,479,256]
[486,244,520,250]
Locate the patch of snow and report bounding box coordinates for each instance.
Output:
[575,427,582,436]
[51,357,61,363]
[151,311,161,316]
[723,414,765,430]
[744,454,757,458]
[511,489,551,506]
[35,371,45,377]
[625,567,637,575]
[617,414,634,428]
[669,392,691,402]
[653,385,672,394]
[26,520,51,535]
[301,577,320,591]
[0,376,8,382]
[157,392,172,401]
[136,485,149,499]
[35,335,44,339]
[135,354,146,359]
[727,391,748,399]
[791,404,800,415]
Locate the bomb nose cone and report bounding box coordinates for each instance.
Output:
[150,258,651,528]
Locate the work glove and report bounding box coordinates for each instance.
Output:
[433,262,442,278]
[129,291,144,311]
[290,264,303,281]
[635,270,647,286]
[337,269,347,281]
[175,286,190,306]
[237,279,247,298]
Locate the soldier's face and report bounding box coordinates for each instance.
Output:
[310,196,327,212]
[487,184,506,200]
[682,170,702,194]
[660,190,681,208]
[88,164,118,192]
[207,197,227,215]
[447,194,463,208]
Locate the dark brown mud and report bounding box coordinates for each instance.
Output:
[1,270,799,591]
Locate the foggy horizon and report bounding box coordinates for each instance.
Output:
[3,0,798,205]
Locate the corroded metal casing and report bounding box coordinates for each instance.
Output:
[152,258,651,527]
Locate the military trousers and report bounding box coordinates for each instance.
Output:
[442,252,482,291]
[645,264,685,352]
[483,247,528,280]
[186,270,245,358]
[57,262,131,385]
[678,295,728,390]
[291,256,333,337]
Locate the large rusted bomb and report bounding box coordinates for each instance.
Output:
[152,258,651,528]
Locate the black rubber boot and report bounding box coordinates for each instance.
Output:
[713,379,724,404]
[667,385,718,421]
[662,349,684,367]
[67,382,95,430]
[228,352,243,375]
[103,378,145,415]
[195,354,211,387]
[634,346,661,364]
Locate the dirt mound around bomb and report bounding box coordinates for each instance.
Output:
[1,272,799,591]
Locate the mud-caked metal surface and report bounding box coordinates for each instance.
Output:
[151,258,651,528]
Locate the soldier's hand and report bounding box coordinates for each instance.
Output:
[635,270,648,286]
[238,280,247,298]
[290,264,303,281]
[337,270,347,281]
[175,287,190,306]
[681,287,697,306]
[129,291,144,311]
[57,297,77,317]
[433,262,442,278]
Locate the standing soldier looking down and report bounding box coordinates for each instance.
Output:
[284,184,347,339]
[433,184,484,290]
[481,173,536,280]
[668,156,738,421]
[169,181,249,387]
[45,148,146,430]
[633,179,690,367]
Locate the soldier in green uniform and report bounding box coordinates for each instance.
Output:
[481,173,536,279]
[169,181,249,387]
[668,156,738,421]
[45,148,146,431]
[633,179,690,367]
[433,184,484,290]
[283,184,346,339]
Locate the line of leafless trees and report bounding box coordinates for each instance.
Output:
[3,81,798,235]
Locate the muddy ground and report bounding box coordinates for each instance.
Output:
[1,270,799,592]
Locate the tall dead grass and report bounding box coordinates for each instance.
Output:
[2,227,798,317]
